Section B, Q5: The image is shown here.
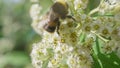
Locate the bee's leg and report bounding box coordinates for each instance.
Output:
[56,21,60,35]
[66,15,76,21]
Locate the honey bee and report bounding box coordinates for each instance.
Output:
[43,13,60,34]
[42,0,75,34]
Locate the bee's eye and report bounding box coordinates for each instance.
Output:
[48,26,56,30]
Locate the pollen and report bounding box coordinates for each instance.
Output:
[78,55,86,60]
[85,17,92,23]
[60,25,64,30]
[71,38,77,43]
[112,29,118,35]
[70,32,77,38]
[54,41,57,45]
[70,59,75,64]
[85,26,91,32]
[105,46,112,51]
[77,4,81,8]
[67,22,73,27]
[61,34,67,37]
[93,24,100,30]
[62,46,66,51]
[102,28,109,35]
[51,59,57,64]
[61,38,65,43]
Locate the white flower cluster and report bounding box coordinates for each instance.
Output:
[74,0,89,10]
[31,20,93,68]
[73,0,120,54]
[30,0,120,68]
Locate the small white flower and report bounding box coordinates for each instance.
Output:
[99,25,112,37]
[98,0,120,15]
[86,33,96,42]
[74,0,88,10]
[81,14,87,20]
[102,40,117,54]
[30,4,42,20]
[106,0,120,5]
[91,19,102,32]
[114,13,120,22]
[81,23,92,34]
[111,27,120,41]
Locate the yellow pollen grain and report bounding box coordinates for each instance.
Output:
[105,46,111,51]
[102,29,109,35]
[85,26,91,31]
[78,4,81,8]
[62,34,67,37]
[79,55,86,60]
[54,41,57,45]
[94,25,100,30]
[71,38,76,43]
[85,17,91,23]
[70,59,75,64]
[70,32,77,38]
[61,38,65,43]
[112,29,118,35]
[62,47,65,51]
[51,59,57,64]
[67,22,73,27]
[60,25,64,30]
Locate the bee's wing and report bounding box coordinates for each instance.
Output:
[37,16,49,29]
[32,14,50,35]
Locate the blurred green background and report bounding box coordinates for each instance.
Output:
[0,0,54,67]
[0,0,41,68]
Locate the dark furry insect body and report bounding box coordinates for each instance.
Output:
[42,1,75,34]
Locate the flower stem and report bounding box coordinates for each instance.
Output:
[91,31,109,43]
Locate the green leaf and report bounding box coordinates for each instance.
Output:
[98,53,120,68]
[92,54,101,68]
[92,37,120,68]
[85,0,100,14]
